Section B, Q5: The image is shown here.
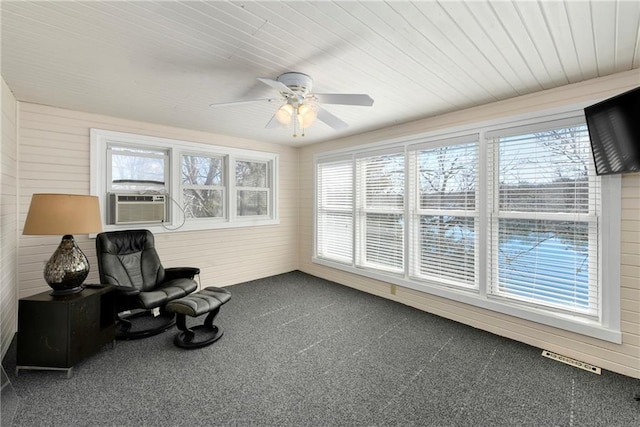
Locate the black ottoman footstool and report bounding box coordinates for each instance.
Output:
[165,287,231,349]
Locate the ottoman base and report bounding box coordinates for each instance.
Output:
[165,287,231,349]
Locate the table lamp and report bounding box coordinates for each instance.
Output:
[23,193,103,296]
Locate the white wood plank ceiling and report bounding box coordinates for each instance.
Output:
[2,1,639,146]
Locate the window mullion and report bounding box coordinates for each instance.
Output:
[406,149,416,280]
[477,132,488,296]
[228,155,235,223]
[169,147,179,226]
[351,157,356,267]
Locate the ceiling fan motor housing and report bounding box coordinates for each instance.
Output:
[277,72,313,97]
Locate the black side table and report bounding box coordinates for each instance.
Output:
[16,285,115,378]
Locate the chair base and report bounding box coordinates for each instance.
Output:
[174,324,224,349]
[116,310,176,340]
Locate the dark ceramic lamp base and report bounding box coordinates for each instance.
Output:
[44,235,89,297]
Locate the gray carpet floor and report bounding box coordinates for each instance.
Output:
[2,271,639,426]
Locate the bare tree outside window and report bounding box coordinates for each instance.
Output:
[181,155,224,218]
[496,125,594,310]
[236,160,268,216]
[416,143,477,287]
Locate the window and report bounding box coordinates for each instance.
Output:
[91,129,278,232]
[316,158,353,264]
[236,160,270,217]
[314,112,621,342]
[108,146,168,193]
[181,154,225,219]
[409,136,479,289]
[355,150,405,274]
[487,122,599,316]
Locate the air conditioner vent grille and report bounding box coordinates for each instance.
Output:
[108,193,166,225]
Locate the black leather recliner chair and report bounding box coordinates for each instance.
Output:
[95,229,198,339]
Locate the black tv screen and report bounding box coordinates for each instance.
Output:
[584,86,640,175]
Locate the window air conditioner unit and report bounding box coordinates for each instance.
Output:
[108,194,167,225]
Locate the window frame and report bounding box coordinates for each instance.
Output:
[316,155,355,265]
[107,145,169,194]
[408,135,481,290]
[313,108,621,343]
[354,148,406,275]
[233,157,272,220]
[91,129,279,234]
[486,118,600,317]
[180,152,227,222]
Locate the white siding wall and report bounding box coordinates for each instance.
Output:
[17,102,299,299]
[299,70,640,378]
[1,78,18,358]
[621,174,640,363]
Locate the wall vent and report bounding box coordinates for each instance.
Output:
[542,350,601,374]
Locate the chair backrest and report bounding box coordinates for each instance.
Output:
[96,229,166,291]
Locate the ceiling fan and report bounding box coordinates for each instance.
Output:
[209,72,374,137]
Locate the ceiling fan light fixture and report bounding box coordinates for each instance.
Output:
[275,103,294,125]
[297,103,317,128]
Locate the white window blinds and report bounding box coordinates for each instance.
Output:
[313,111,619,340]
[316,159,353,264]
[355,151,405,273]
[409,137,479,288]
[488,122,600,316]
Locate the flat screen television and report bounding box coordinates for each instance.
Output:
[584,86,640,175]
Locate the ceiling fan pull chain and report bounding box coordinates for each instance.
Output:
[293,108,298,137]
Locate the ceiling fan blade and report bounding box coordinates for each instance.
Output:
[257,77,295,96]
[313,93,374,106]
[316,105,349,130]
[265,114,281,129]
[209,98,278,108]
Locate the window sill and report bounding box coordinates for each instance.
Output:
[98,218,280,235]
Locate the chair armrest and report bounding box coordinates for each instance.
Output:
[111,285,140,297]
[165,267,200,280]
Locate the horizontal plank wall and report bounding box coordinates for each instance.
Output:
[299,70,640,378]
[17,102,298,299]
[1,78,18,358]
